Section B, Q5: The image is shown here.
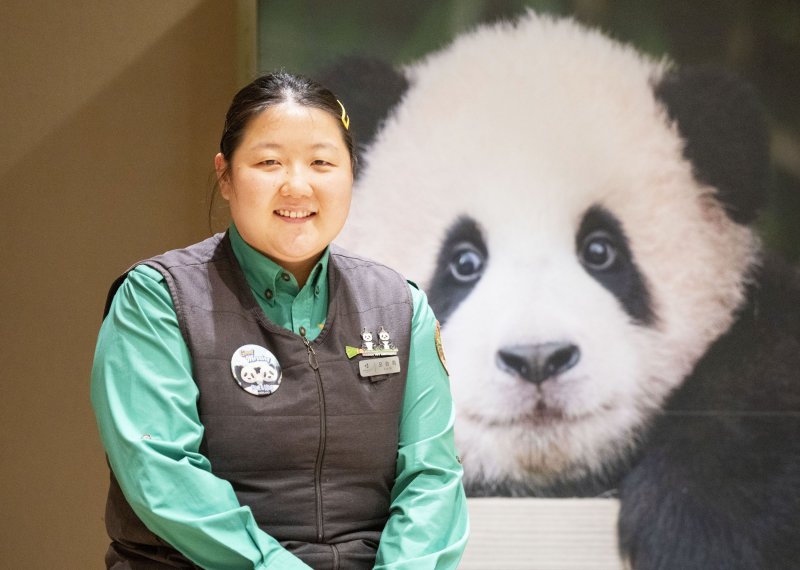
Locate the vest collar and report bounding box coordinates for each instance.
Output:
[221,231,340,347]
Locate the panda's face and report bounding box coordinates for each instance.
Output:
[431,203,660,486]
[240,363,267,384]
[263,365,278,382]
[338,13,760,488]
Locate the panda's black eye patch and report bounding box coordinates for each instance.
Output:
[576,206,654,325]
[580,230,620,271]
[449,242,485,282]
[428,216,487,326]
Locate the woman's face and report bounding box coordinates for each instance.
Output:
[216,102,353,275]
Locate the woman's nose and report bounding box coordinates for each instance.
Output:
[281,168,313,197]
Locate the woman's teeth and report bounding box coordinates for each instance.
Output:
[276,210,313,219]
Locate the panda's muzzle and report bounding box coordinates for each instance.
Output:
[496,343,580,385]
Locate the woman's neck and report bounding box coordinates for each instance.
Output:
[277,257,318,288]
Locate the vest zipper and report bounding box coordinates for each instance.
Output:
[302,334,326,543]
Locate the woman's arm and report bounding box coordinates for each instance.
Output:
[91,264,310,570]
[373,284,470,569]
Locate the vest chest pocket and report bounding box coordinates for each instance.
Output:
[319,359,405,416]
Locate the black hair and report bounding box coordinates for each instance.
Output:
[219,72,356,174]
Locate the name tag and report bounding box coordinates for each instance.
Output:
[359,356,400,379]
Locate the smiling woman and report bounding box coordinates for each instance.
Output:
[215,101,353,287]
[90,72,468,569]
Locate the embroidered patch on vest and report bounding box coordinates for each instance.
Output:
[435,320,449,376]
[231,344,282,396]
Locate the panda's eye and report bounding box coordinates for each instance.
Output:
[449,242,485,283]
[580,231,618,271]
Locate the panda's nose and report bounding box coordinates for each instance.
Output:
[496,343,580,385]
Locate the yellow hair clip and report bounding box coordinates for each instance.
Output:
[337,99,350,130]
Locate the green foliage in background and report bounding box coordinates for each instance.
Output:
[258,0,800,261]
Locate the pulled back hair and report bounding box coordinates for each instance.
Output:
[218,72,357,173]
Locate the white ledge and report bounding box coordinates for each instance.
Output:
[460,498,625,569]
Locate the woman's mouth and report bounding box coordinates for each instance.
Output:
[275,209,316,221]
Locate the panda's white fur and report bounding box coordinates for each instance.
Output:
[338,13,759,488]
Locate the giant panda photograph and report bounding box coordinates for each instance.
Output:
[257,2,800,568]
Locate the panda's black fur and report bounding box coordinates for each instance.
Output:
[574,205,656,326]
[321,14,800,569]
[427,216,489,326]
[654,66,770,225]
[617,256,800,568]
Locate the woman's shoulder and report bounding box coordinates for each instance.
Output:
[329,243,405,275]
[143,232,228,270]
[103,263,173,320]
[329,243,432,312]
[330,244,414,290]
[103,234,226,318]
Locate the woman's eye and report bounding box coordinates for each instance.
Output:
[261,159,280,167]
[580,231,618,271]
[312,160,332,167]
[448,243,485,283]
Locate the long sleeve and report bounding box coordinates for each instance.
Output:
[373,285,470,569]
[90,265,310,570]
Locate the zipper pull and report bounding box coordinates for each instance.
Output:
[302,335,319,370]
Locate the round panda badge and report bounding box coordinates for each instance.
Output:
[231,344,282,396]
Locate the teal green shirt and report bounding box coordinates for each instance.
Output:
[91,226,469,569]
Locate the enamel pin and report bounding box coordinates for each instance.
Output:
[346,326,400,379]
[346,327,398,358]
[231,344,282,396]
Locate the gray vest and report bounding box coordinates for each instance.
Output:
[102,233,412,570]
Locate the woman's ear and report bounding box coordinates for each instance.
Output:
[214,153,232,200]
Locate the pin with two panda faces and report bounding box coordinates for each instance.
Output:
[345,326,401,379]
[231,344,282,396]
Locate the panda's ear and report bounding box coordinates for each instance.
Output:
[654,65,770,225]
[314,56,409,155]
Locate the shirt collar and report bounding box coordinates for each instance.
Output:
[228,223,329,303]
